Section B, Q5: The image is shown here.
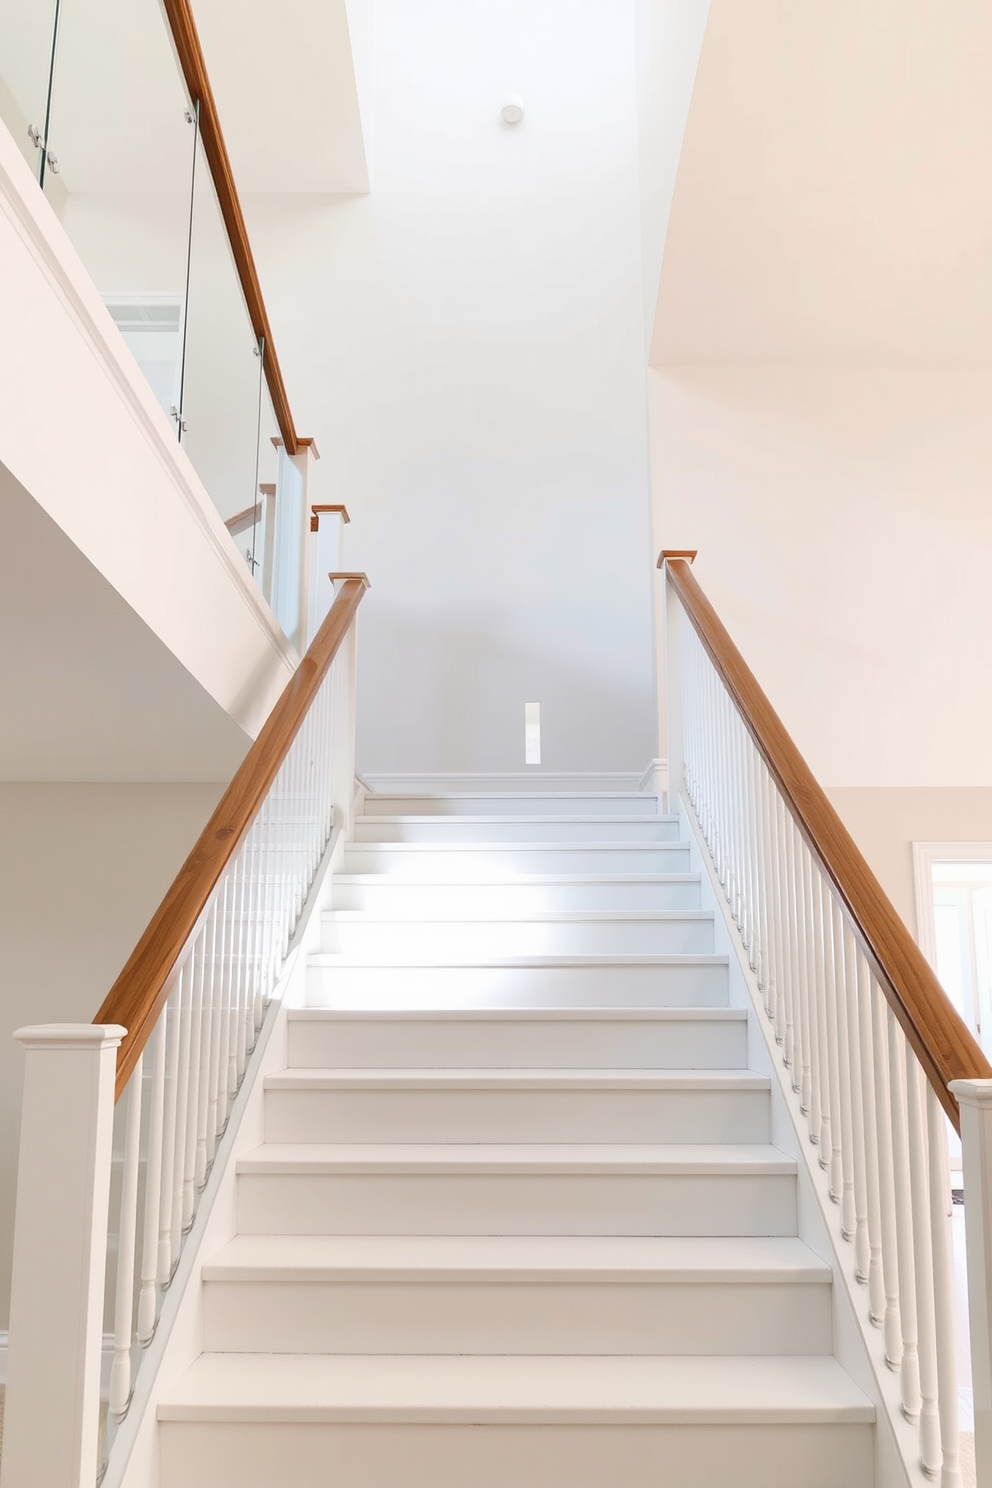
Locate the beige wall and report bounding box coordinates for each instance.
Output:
[650,367,992,787]
[826,787,992,939]
[0,783,223,1335]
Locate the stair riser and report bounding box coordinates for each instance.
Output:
[160,1421,873,1488]
[236,1172,797,1237]
[353,820,680,844]
[342,846,691,876]
[306,962,729,1009]
[360,795,663,817]
[202,1278,830,1355]
[286,1016,747,1070]
[332,879,702,913]
[319,919,714,958]
[262,1088,770,1145]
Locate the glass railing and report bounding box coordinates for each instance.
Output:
[0,0,310,632]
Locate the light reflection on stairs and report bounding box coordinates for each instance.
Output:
[158,790,875,1487]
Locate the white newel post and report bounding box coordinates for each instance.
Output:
[330,610,360,837]
[1,1023,126,1488]
[272,439,319,653]
[949,1078,992,1485]
[308,505,350,643]
[662,564,685,816]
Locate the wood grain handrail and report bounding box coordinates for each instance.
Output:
[658,551,992,1128]
[225,501,262,534]
[94,575,370,1098]
[161,0,298,455]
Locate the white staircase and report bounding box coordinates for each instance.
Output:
[156,790,875,1487]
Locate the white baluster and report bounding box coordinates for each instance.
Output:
[927,1083,962,1488]
[109,1056,142,1418]
[158,984,181,1284]
[195,903,218,1189]
[831,901,856,1237]
[802,841,822,1141]
[810,865,832,1165]
[137,1017,166,1343]
[182,933,205,1229]
[794,835,814,1117]
[843,926,871,1284]
[856,953,885,1322]
[905,1051,941,1475]
[887,1004,922,1420]
[871,975,903,1368]
[170,960,193,1257]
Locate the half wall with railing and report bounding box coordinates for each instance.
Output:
[660,551,992,1488]
[0,0,315,646]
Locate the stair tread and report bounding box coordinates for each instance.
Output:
[237,1142,796,1174]
[359,815,679,825]
[323,910,713,924]
[202,1233,831,1282]
[335,873,700,884]
[308,952,729,967]
[345,841,690,851]
[288,1007,747,1022]
[159,1353,872,1424]
[264,1068,770,1091]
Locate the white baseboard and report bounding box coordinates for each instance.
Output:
[361,767,667,796]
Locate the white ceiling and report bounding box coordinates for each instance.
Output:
[651,0,992,367]
[1,0,369,196]
[0,464,251,782]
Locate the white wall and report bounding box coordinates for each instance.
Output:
[650,367,992,786]
[244,0,659,775]
[632,0,710,347]
[0,783,223,1333]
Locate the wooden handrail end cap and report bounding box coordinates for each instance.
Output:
[658,549,698,568]
[329,572,371,589]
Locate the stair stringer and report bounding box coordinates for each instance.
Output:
[678,790,922,1488]
[107,823,352,1488]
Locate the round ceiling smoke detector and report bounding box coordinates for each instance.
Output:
[501,95,525,125]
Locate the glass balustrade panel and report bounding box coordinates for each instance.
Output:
[181,128,264,564]
[0,0,59,178]
[41,0,196,431]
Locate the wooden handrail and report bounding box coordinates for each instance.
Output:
[161,0,298,456]
[225,501,262,535]
[94,575,370,1097]
[658,551,992,1128]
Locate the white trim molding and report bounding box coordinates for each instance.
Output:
[912,840,992,969]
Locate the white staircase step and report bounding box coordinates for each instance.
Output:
[332,872,702,913]
[201,1234,831,1356]
[353,815,681,843]
[235,1142,797,1236]
[342,842,692,876]
[287,1007,748,1069]
[320,910,715,958]
[306,954,730,1008]
[159,1355,873,1488]
[262,1068,770,1144]
[360,792,664,817]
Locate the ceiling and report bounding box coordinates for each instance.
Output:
[1,0,369,196]
[0,463,251,782]
[652,0,992,367]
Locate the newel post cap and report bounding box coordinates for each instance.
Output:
[657,549,698,569]
[949,1078,992,1110]
[14,1023,127,1051]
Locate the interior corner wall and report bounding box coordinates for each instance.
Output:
[244,0,658,776]
[0,783,223,1335]
[648,365,992,788]
[826,787,992,938]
